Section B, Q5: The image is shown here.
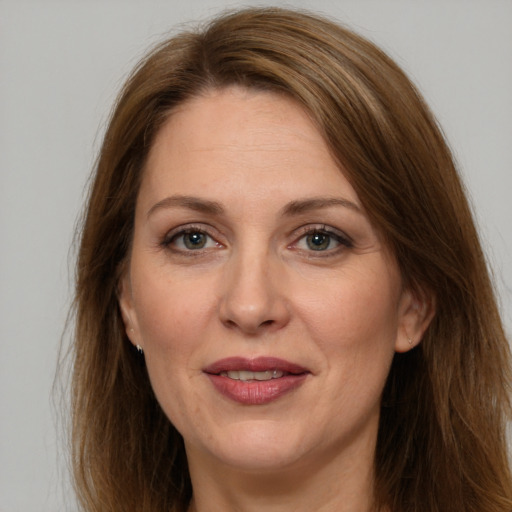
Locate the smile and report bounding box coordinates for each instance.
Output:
[219,370,285,381]
[204,357,309,405]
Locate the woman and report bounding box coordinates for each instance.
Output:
[71,7,512,512]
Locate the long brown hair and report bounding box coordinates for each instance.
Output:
[71,7,512,511]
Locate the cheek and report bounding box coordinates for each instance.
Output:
[130,268,217,429]
[297,270,400,424]
[296,265,401,347]
[130,266,222,424]
[132,264,216,351]
[293,263,401,407]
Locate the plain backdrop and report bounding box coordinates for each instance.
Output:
[1,1,511,510]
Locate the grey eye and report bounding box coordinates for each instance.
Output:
[306,233,332,251]
[183,232,208,249]
[165,229,218,251]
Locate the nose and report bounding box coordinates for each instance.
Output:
[218,248,290,335]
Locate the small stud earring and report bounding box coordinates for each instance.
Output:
[408,336,413,345]
[136,344,143,354]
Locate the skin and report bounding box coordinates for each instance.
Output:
[120,87,431,512]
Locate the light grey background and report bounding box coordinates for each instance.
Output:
[1,1,511,510]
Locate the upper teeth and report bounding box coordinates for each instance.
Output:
[220,370,284,381]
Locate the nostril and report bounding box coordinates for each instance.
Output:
[221,316,277,335]
[224,319,237,329]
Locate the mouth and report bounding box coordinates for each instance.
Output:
[203,357,309,405]
[218,369,286,381]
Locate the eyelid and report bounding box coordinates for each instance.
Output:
[289,224,353,253]
[293,224,352,242]
[161,223,224,249]
[159,222,352,256]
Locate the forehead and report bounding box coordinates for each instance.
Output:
[139,86,360,210]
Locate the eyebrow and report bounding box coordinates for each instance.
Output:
[281,197,362,216]
[146,195,362,219]
[147,195,224,218]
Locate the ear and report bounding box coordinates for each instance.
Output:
[117,270,142,349]
[395,286,435,353]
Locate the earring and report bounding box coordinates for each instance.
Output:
[408,336,413,345]
[128,328,143,354]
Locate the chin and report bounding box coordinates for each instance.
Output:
[189,420,310,473]
[212,447,304,474]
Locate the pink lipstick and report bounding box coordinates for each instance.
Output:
[203,357,309,405]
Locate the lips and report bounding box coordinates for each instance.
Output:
[203,357,309,405]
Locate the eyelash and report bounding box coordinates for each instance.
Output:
[160,224,353,257]
[290,225,353,256]
[161,224,221,253]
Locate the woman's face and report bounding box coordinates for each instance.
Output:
[120,87,424,475]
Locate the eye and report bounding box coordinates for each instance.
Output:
[292,226,352,254]
[181,231,209,250]
[163,227,220,252]
[304,232,333,251]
